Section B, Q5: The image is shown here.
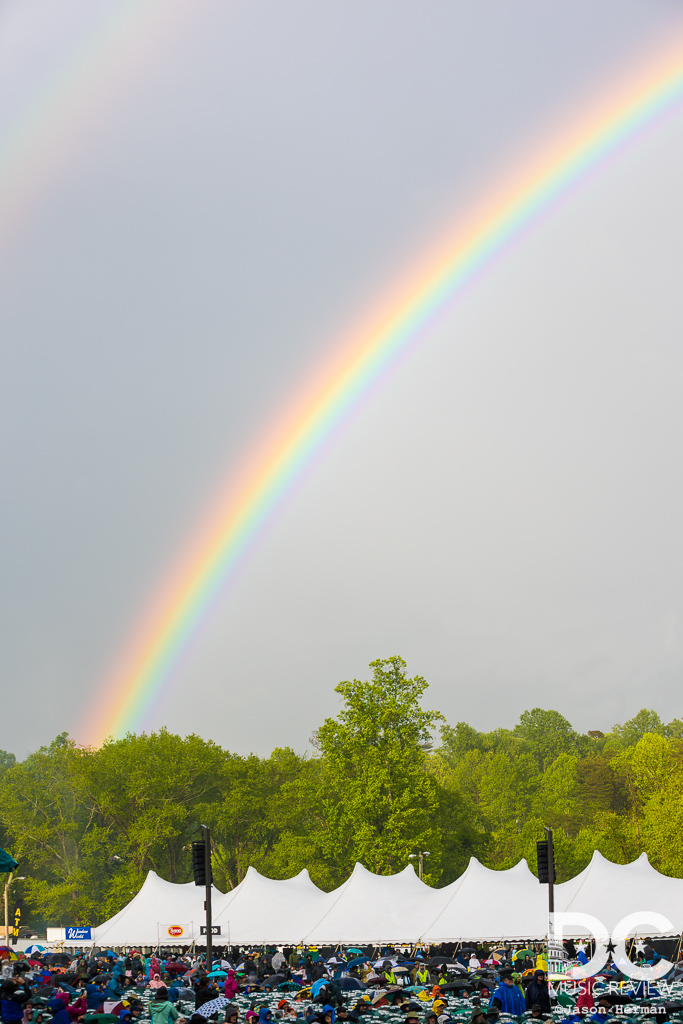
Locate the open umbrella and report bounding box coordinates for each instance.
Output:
[346,958,369,969]
[277,982,302,992]
[261,974,287,989]
[339,978,366,991]
[92,974,112,984]
[327,956,348,966]
[194,997,229,1018]
[25,945,46,956]
[346,948,365,955]
[49,953,71,966]
[33,985,55,998]
[207,970,227,978]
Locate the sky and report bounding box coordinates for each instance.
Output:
[2,0,683,759]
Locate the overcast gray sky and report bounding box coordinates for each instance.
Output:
[2,1,683,758]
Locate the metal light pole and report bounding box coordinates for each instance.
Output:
[202,825,212,972]
[409,851,431,881]
[3,872,11,947]
[545,827,555,943]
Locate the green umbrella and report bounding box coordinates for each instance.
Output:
[0,849,18,873]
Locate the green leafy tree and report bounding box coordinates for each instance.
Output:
[573,812,641,865]
[201,746,309,890]
[85,729,224,882]
[640,752,683,875]
[532,753,581,829]
[477,749,537,829]
[437,785,486,883]
[311,656,449,881]
[0,735,102,924]
[0,749,16,851]
[611,709,666,748]
[575,754,628,822]
[488,815,586,881]
[514,708,578,771]
[7,672,683,918]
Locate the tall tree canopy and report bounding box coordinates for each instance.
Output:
[0,666,678,930]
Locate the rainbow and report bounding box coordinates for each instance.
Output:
[84,36,683,744]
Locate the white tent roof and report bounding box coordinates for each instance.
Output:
[419,858,547,942]
[71,853,683,947]
[86,870,222,946]
[212,866,326,944]
[303,862,439,944]
[555,850,683,935]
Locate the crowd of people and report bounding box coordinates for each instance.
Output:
[0,941,677,1024]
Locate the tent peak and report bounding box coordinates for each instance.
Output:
[465,857,532,876]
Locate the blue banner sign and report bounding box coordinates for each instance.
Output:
[65,926,91,941]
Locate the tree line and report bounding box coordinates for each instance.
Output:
[1,656,682,930]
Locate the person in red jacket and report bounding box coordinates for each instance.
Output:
[223,971,239,1000]
[576,977,596,1016]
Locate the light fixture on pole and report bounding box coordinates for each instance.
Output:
[409,851,431,881]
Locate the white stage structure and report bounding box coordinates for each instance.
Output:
[67,852,683,947]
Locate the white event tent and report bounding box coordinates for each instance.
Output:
[85,870,224,947]
[67,854,683,947]
[554,850,683,935]
[420,858,548,942]
[212,867,327,945]
[302,863,442,945]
